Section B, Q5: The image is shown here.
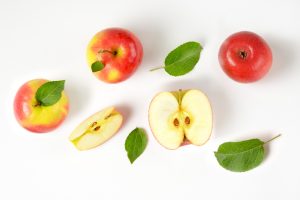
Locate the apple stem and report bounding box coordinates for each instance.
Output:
[33,101,41,107]
[264,134,282,144]
[178,89,182,106]
[149,66,165,72]
[238,50,248,60]
[98,49,117,56]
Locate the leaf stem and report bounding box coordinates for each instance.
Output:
[264,134,282,144]
[33,101,41,107]
[149,66,165,72]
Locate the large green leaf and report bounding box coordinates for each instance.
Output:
[35,80,65,106]
[214,139,264,172]
[164,41,202,76]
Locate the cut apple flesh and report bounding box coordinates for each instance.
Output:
[181,90,212,145]
[149,89,212,150]
[149,92,185,150]
[69,107,123,150]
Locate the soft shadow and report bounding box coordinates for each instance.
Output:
[125,20,207,74]
[115,104,132,127]
[66,79,91,120]
[262,35,296,82]
[161,77,232,139]
[126,21,167,70]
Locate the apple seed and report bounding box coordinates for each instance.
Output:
[173,118,180,127]
[185,116,191,125]
[94,126,101,131]
[90,122,97,128]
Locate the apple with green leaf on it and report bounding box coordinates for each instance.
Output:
[14,79,69,133]
[149,89,213,150]
[87,28,143,83]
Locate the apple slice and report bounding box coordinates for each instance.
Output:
[69,107,123,150]
[149,89,212,150]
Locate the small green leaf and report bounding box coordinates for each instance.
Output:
[125,128,148,164]
[214,134,281,172]
[164,41,202,76]
[91,61,104,72]
[35,80,65,106]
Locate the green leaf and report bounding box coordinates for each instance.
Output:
[91,61,104,72]
[35,80,65,106]
[164,41,202,76]
[125,128,148,164]
[214,139,264,172]
[214,134,281,172]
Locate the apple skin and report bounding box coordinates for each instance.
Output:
[218,31,272,83]
[87,28,143,83]
[14,79,69,133]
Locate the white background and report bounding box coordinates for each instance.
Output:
[0,0,299,199]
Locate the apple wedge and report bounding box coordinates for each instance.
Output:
[69,107,123,150]
[149,89,212,150]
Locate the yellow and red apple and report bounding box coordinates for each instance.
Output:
[14,79,69,133]
[149,89,213,150]
[87,28,143,83]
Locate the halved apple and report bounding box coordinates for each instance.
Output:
[149,89,212,150]
[69,107,123,150]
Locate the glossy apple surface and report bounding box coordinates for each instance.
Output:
[218,31,272,83]
[87,28,143,83]
[14,79,69,133]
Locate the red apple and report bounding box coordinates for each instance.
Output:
[87,28,143,83]
[14,79,69,133]
[218,31,272,83]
